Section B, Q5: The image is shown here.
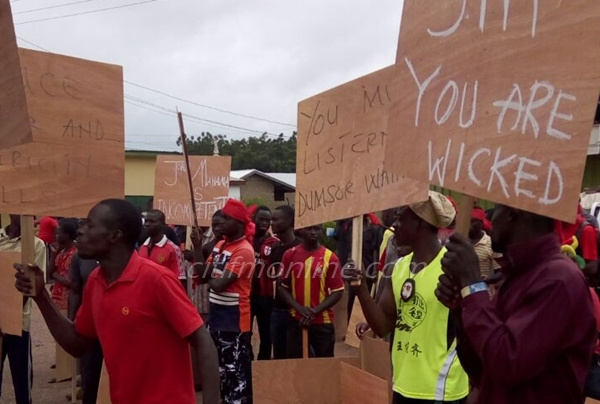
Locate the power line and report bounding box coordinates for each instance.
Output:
[16,37,297,132]
[15,0,161,25]
[125,81,297,128]
[14,0,108,15]
[125,97,290,138]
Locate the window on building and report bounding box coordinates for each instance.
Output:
[274,189,286,201]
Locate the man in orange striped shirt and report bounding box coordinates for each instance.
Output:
[277,224,344,358]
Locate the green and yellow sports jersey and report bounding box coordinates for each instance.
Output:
[391,248,469,401]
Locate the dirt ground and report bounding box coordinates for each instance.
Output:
[1,305,358,404]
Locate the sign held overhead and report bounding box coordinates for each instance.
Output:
[385,0,600,223]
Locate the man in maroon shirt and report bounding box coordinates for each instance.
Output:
[436,204,596,403]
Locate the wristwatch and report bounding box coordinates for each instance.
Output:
[460,281,488,298]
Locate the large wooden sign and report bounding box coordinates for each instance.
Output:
[0,252,23,336]
[385,0,600,223]
[154,155,231,226]
[0,0,33,149]
[0,49,125,217]
[295,66,428,228]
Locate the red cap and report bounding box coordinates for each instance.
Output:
[222,199,251,224]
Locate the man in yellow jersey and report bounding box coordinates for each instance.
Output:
[344,191,469,404]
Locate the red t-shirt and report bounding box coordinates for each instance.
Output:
[138,235,182,278]
[254,236,280,297]
[207,238,255,332]
[74,252,202,404]
[562,221,599,261]
[281,245,344,324]
[38,216,58,244]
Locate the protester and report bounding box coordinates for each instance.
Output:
[48,218,79,311]
[436,204,596,403]
[277,224,344,359]
[559,205,599,286]
[251,206,279,360]
[68,246,102,404]
[191,210,225,323]
[469,207,500,279]
[36,216,58,245]
[139,209,184,283]
[0,215,46,404]
[269,205,302,360]
[14,199,220,404]
[344,191,469,403]
[333,218,352,266]
[195,198,255,404]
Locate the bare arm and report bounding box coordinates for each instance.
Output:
[312,290,343,315]
[187,326,220,404]
[354,276,396,338]
[34,289,92,357]
[16,264,92,357]
[208,269,238,293]
[277,283,305,313]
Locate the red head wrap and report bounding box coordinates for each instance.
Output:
[471,207,487,222]
[222,199,251,224]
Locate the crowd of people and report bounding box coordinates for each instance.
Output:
[1,191,599,404]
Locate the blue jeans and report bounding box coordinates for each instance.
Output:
[270,308,290,360]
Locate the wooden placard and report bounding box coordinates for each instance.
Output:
[252,357,360,404]
[385,0,600,223]
[0,0,33,149]
[0,251,23,336]
[339,362,390,404]
[295,66,428,229]
[359,336,392,383]
[154,155,231,226]
[96,361,111,404]
[0,48,124,217]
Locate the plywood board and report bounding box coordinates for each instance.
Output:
[385,0,600,223]
[339,362,390,404]
[295,66,428,228]
[154,155,231,226]
[253,357,359,404]
[0,251,23,336]
[332,290,348,342]
[0,49,124,217]
[0,0,33,149]
[55,342,74,382]
[360,336,392,383]
[96,361,111,404]
[345,299,366,349]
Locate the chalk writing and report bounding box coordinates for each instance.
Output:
[62,119,105,140]
[162,160,229,188]
[427,139,563,205]
[363,85,392,113]
[300,101,339,146]
[154,155,231,226]
[427,0,540,38]
[22,67,81,100]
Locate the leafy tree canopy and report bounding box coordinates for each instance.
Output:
[179,132,297,173]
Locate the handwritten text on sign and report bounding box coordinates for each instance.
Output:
[296,66,428,229]
[154,155,231,226]
[384,0,600,223]
[0,0,33,149]
[0,49,124,218]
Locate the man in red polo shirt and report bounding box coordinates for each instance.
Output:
[195,198,255,404]
[139,209,183,280]
[277,224,344,358]
[15,199,220,404]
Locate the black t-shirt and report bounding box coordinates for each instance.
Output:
[271,237,303,309]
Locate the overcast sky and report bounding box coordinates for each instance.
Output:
[12,0,404,152]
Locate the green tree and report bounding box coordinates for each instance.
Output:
[179,132,297,172]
